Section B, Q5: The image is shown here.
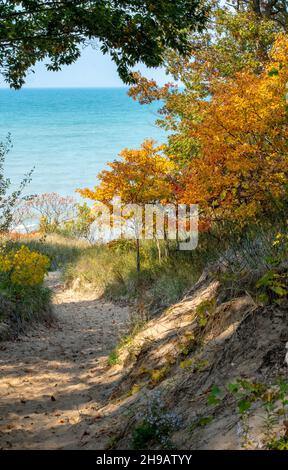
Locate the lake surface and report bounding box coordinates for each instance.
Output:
[0,88,165,198]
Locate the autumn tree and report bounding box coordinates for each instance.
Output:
[0,0,209,88]
[179,33,288,221]
[78,140,174,271]
[129,2,283,167]
[129,4,288,225]
[235,0,288,29]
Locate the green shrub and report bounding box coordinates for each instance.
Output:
[108,349,120,366]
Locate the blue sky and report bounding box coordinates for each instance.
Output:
[0,46,171,88]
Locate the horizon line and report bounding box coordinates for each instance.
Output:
[0,85,130,90]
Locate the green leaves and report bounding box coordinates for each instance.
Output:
[237,399,251,415]
[256,269,288,304]
[0,1,208,88]
[227,383,239,394]
[207,385,222,405]
[268,67,280,76]
[271,285,288,296]
[196,298,216,328]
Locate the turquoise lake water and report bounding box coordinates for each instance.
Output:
[0,88,165,197]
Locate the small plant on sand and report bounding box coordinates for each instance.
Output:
[209,378,288,449]
[131,391,181,449]
[108,315,148,368]
[127,383,145,397]
[150,366,171,385]
[188,415,213,434]
[227,380,265,448]
[137,365,171,387]
[108,349,120,366]
[180,359,193,369]
[177,331,196,356]
[196,298,216,328]
[256,231,288,305]
[267,434,288,450]
[256,271,288,305]
[207,385,223,406]
[262,380,288,449]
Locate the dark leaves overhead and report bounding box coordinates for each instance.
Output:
[0,0,209,88]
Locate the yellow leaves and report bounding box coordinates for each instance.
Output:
[270,33,288,66]
[78,140,174,206]
[0,245,49,286]
[0,253,13,273]
[79,34,288,225]
[272,232,288,247]
[179,33,288,221]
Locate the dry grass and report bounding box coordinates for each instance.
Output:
[7,233,89,270]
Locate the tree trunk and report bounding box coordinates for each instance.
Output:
[252,0,261,15]
[136,238,141,273]
[176,204,180,251]
[156,237,161,262]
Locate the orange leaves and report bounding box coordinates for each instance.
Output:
[128,72,176,105]
[77,140,174,206]
[179,33,288,221]
[80,32,288,227]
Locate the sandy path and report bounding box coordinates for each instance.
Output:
[0,272,130,449]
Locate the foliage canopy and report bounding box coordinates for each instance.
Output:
[0,0,209,88]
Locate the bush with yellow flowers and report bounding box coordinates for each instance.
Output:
[0,245,50,286]
[0,244,51,327]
